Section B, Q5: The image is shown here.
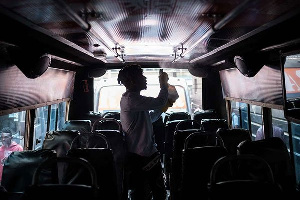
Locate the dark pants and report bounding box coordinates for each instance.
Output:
[124,152,167,200]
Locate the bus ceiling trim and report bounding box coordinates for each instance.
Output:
[173,0,251,63]
[0,98,71,117]
[53,0,124,63]
[188,66,208,78]
[190,7,300,66]
[51,55,84,67]
[224,97,283,110]
[0,5,104,66]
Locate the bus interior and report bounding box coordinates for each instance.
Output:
[0,0,300,199]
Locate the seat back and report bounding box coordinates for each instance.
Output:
[153,115,165,154]
[175,119,202,131]
[170,129,202,199]
[1,149,57,193]
[184,131,219,149]
[23,157,98,200]
[208,154,282,200]
[42,130,80,183]
[95,130,126,200]
[216,128,252,155]
[193,109,217,123]
[61,120,92,133]
[237,137,296,193]
[65,148,119,200]
[42,130,80,157]
[102,111,120,120]
[201,119,228,132]
[92,118,122,131]
[181,146,227,200]
[70,132,110,149]
[166,112,191,121]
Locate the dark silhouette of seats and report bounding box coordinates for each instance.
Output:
[208,154,283,200]
[237,137,296,195]
[1,149,57,193]
[66,148,119,200]
[184,131,219,149]
[153,115,165,154]
[102,111,120,120]
[181,146,227,200]
[193,109,217,123]
[61,120,92,133]
[165,111,191,122]
[201,118,228,132]
[169,128,202,200]
[70,132,109,149]
[95,130,126,200]
[216,128,252,155]
[92,118,122,131]
[42,130,80,183]
[23,157,99,200]
[42,130,80,157]
[175,119,202,131]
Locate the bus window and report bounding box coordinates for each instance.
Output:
[0,111,25,148]
[33,106,48,150]
[291,122,300,188]
[94,68,197,115]
[0,112,25,182]
[49,104,57,132]
[250,105,262,140]
[57,102,67,130]
[231,101,240,128]
[271,109,289,147]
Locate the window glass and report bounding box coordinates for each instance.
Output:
[291,122,300,189]
[0,112,25,182]
[271,109,289,147]
[94,68,199,115]
[57,102,67,130]
[0,111,26,148]
[33,106,48,150]
[231,101,240,128]
[49,104,57,132]
[250,105,262,140]
[240,103,248,129]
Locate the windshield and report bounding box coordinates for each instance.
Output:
[97,84,187,113]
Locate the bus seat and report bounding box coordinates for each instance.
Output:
[92,118,122,131]
[153,115,165,154]
[164,120,184,189]
[42,130,80,183]
[237,137,296,194]
[181,146,227,200]
[65,148,119,200]
[70,132,110,149]
[193,109,217,122]
[201,119,228,132]
[175,119,202,131]
[1,149,57,193]
[216,128,252,155]
[170,129,202,200]
[184,131,219,149]
[165,112,191,122]
[102,111,120,120]
[208,154,282,200]
[61,120,92,133]
[95,130,126,200]
[42,130,80,157]
[23,157,99,200]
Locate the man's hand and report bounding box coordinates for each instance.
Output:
[159,71,169,88]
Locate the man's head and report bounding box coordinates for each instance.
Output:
[118,64,147,91]
[1,127,13,147]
